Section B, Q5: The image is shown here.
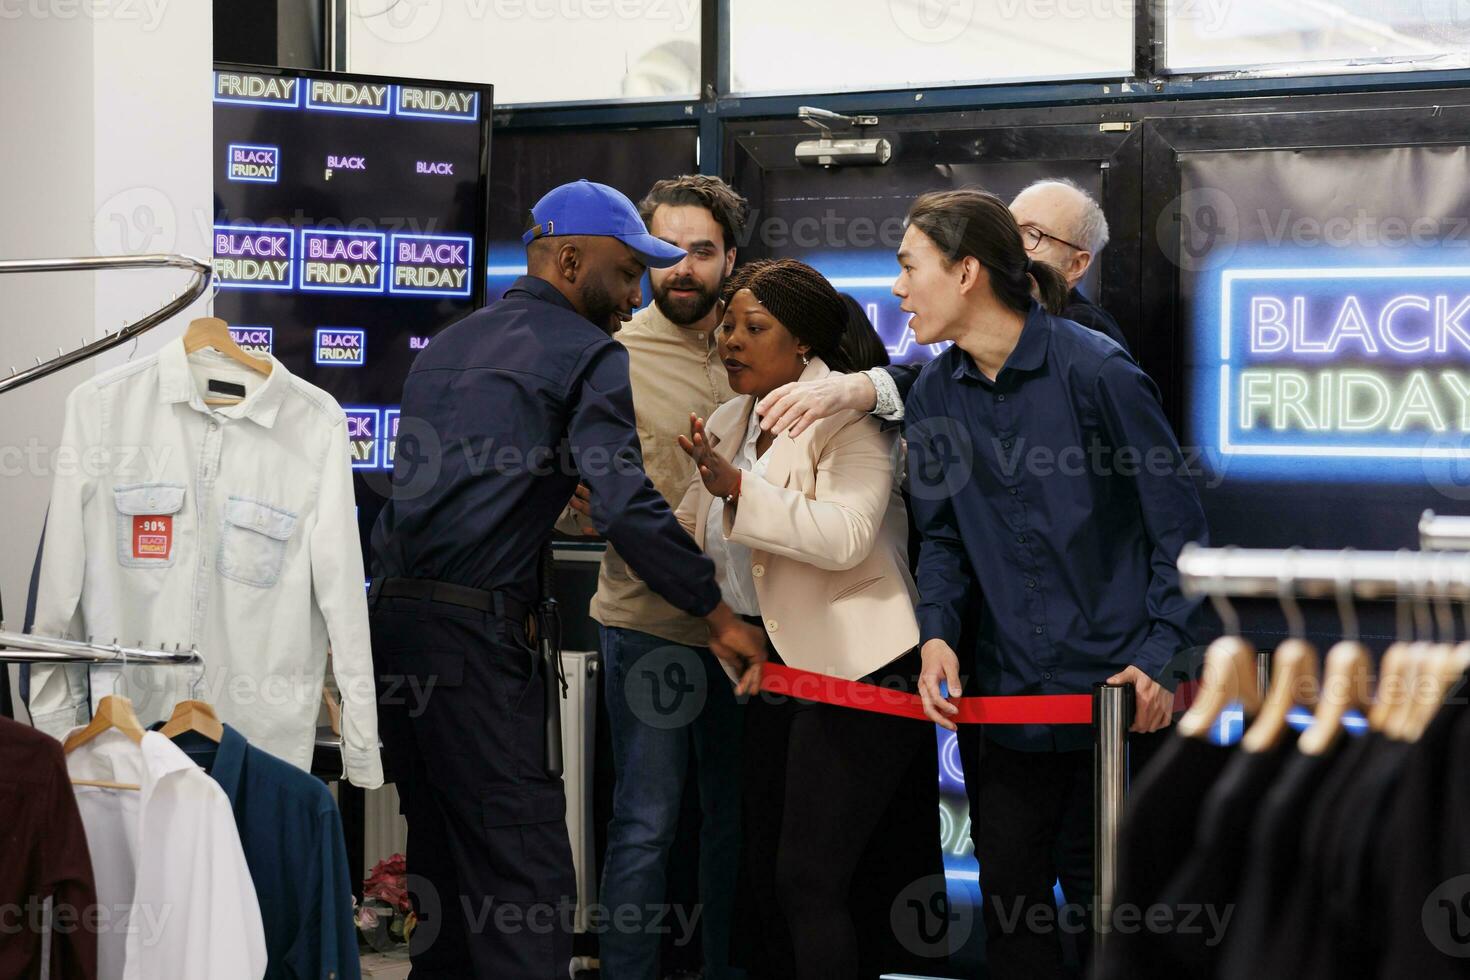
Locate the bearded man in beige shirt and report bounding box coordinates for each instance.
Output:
[566,175,749,980]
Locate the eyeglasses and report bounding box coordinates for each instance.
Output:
[1019,223,1085,254]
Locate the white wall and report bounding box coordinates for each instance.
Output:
[348,0,701,105]
[0,0,212,714]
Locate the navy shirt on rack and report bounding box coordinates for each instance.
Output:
[1377,685,1466,977]
[1220,744,1345,980]
[1096,733,1234,980]
[169,723,360,980]
[371,275,720,615]
[904,303,1208,751]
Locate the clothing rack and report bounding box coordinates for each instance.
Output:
[0,629,201,666]
[1177,543,1470,602]
[0,252,211,396]
[1419,510,1470,552]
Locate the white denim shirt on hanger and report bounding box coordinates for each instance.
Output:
[703,404,773,618]
[28,338,383,787]
[66,727,267,980]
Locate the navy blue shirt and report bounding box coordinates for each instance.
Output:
[371,275,720,616]
[1065,286,1130,355]
[171,724,359,980]
[904,304,1207,751]
[881,289,1127,400]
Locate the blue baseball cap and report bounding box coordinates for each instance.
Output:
[522,179,687,268]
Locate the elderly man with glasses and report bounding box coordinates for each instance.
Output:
[1009,177,1129,355]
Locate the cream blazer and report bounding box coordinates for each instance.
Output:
[675,358,920,681]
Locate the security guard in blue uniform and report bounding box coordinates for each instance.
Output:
[369,180,767,979]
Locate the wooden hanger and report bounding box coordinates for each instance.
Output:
[159,699,223,743]
[1300,568,1370,757]
[1401,641,1453,743]
[1369,640,1412,733]
[1241,638,1319,753]
[183,316,271,406]
[1179,575,1259,739]
[1402,573,1470,742]
[65,694,146,791]
[1177,635,1261,739]
[1412,640,1470,741]
[1369,567,1421,735]
[1298,640,1371,756]
[1386,641,1434,741]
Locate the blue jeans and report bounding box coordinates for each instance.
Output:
[598,626,745,980]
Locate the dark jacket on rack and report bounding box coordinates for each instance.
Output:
[0,716,98,979]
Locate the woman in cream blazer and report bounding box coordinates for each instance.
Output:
[675,360,919,679]
[674,259,940,980]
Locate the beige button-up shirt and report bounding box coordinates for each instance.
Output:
[585,302,735,647]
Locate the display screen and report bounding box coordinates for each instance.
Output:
[1176,146,1470,555]
[485,127,699,310]
[211,65,490,543]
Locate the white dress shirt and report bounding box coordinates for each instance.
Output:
[29,339,383,787]
[703,405,772,617]
[66,728,267,980]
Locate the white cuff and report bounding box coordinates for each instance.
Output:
[342,739,385,790]
[866,367,905,422]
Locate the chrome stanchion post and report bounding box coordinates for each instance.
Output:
[1093,681,1133,951]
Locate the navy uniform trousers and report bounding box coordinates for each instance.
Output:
[371,593,576,978]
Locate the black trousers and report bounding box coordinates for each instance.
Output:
[371,595,576,979]
[736,640,944,980]
[961,728,1167,980]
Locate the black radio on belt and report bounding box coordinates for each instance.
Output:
[537,544,567,779]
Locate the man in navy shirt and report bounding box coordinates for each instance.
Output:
[370,180,766,979]
[897,189,1207,978]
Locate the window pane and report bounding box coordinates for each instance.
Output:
[348,0,700,106]
[1162,0,1470,74]
[729,0,1134,96]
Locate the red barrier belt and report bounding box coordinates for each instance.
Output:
[758,663,1094,725]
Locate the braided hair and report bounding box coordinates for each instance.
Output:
[720,259,857,373]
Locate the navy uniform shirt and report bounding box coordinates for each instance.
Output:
[371,276,721,615]
[904,303,1207,751]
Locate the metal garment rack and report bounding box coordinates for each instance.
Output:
[1100,531,1470,946]
[1178,542,1470,692]
[0,253,212,396]
[0,254,210,716]
[1099,537,1470,952]
[0,630,201,667]
[1177,543,1470,603]
[1420,511,1470,552]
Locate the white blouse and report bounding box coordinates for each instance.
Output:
[703,404,772,617]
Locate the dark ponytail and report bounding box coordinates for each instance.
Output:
[906,189,1069,316]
